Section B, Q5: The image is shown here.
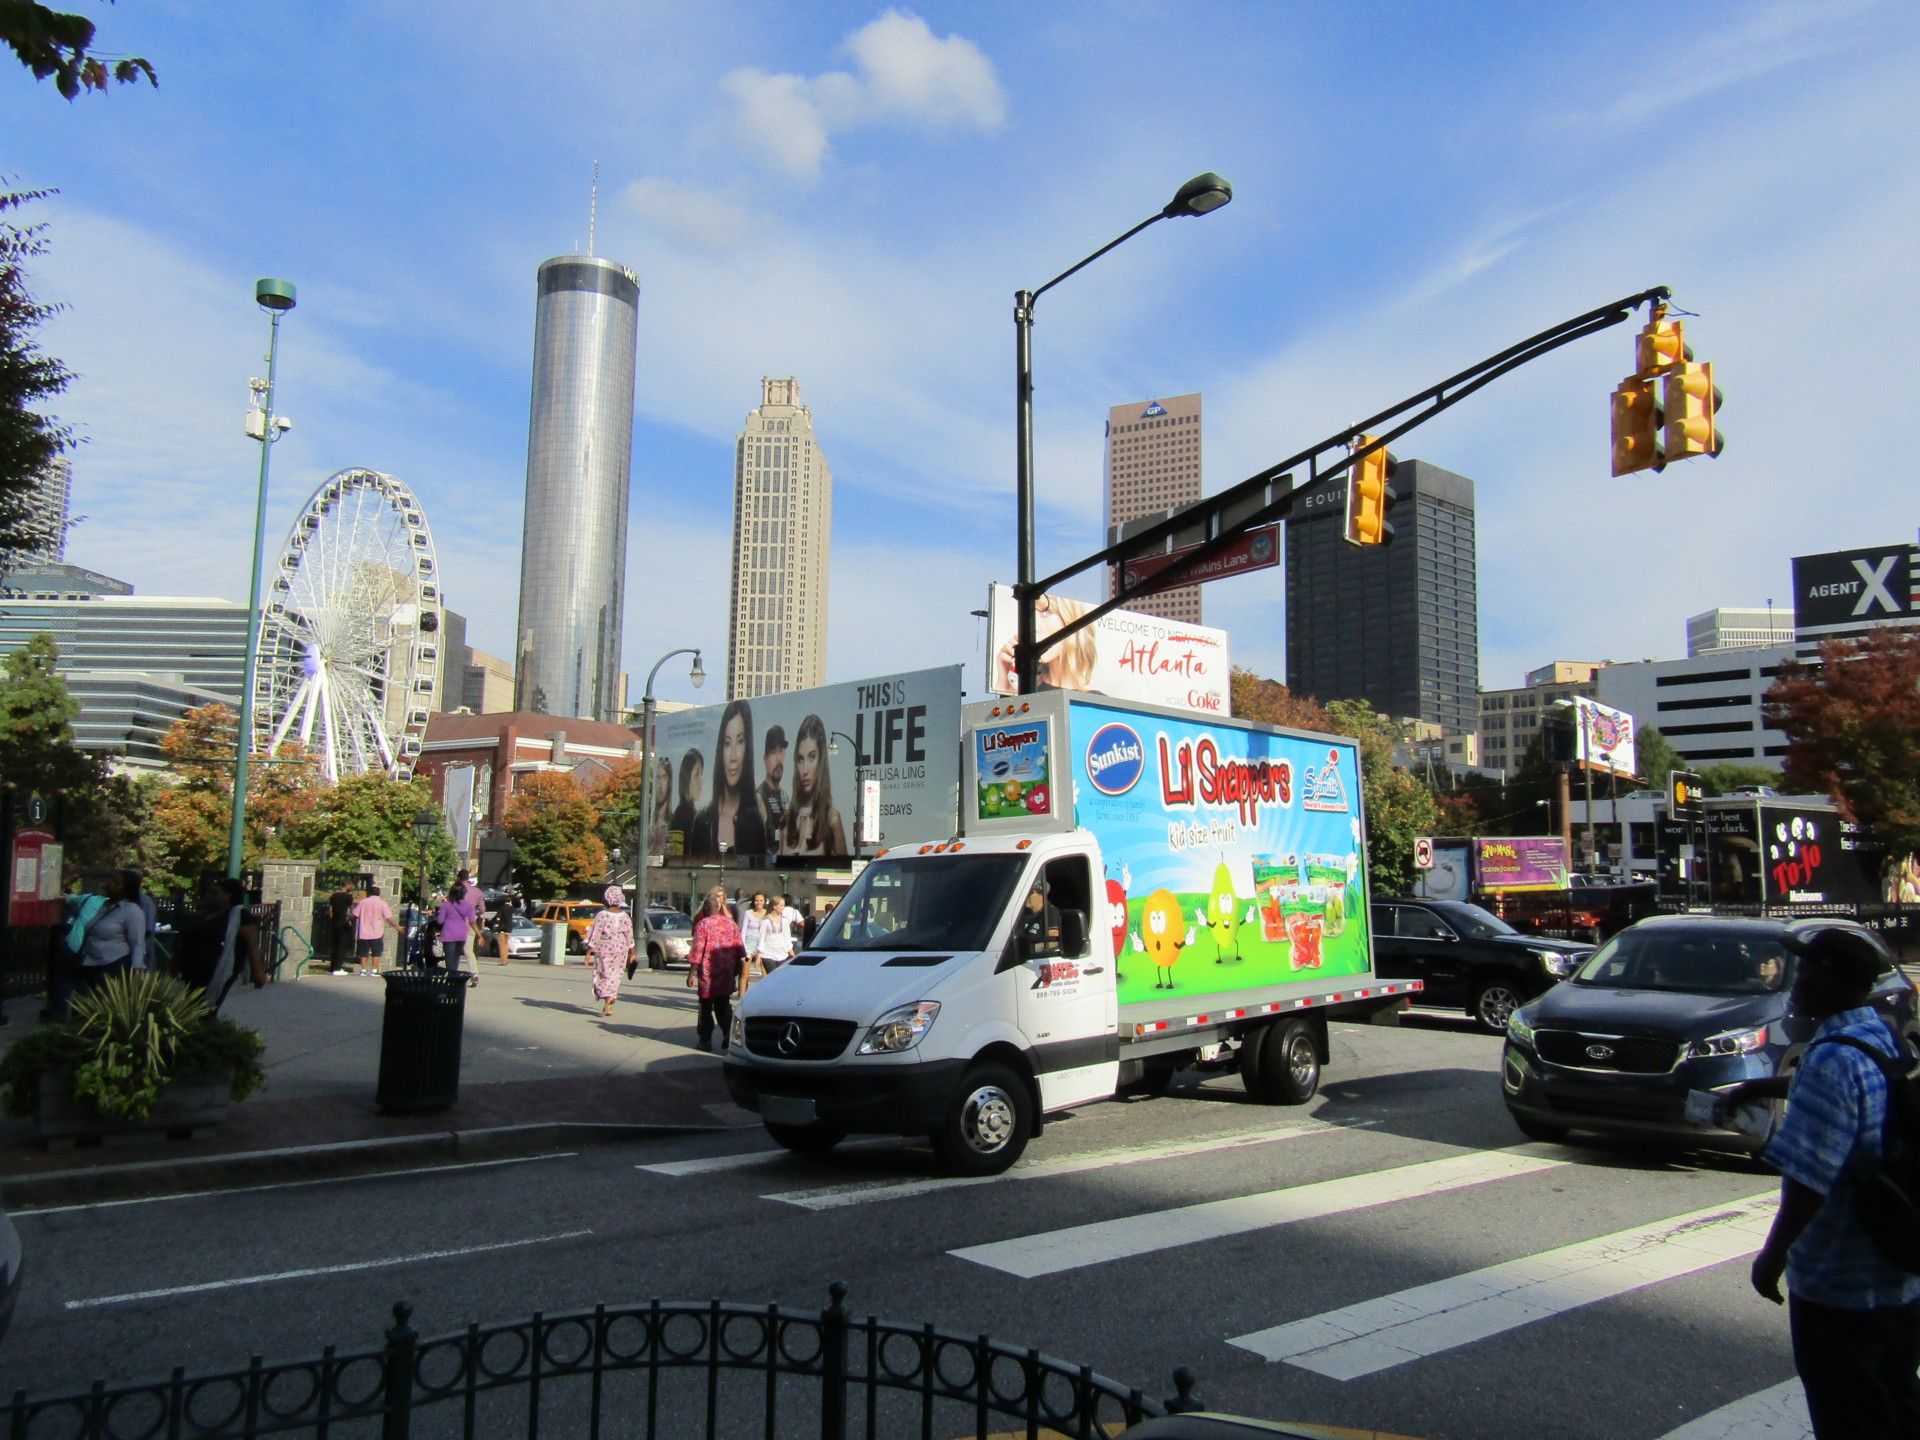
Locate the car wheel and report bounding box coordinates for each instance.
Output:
[930,1062,1032,1176]
[764,1121,847,1154]
[1512,1113,1570,1143]
[567,934,585,956]
[648,945,665,972]
[1471,977,1525,1034]
[1241,1018,1320,1105]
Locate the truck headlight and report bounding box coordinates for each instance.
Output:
[857,1001,941,1055]
[1535,949,1579,978]
[1506,1012,1536,1050]
[1688,1027,1768,1059]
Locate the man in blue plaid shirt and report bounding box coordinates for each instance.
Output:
[1743,926,1920,1437]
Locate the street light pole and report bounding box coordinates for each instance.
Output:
[829,730,865,854]
[635,648,704,905]
[227,278,297,880]
[1011,173,1232,694]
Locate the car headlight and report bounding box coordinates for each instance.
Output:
[729,1014,744,1048]
[1535,949,1579,978]
[857,1001,941,1055]
[1506,1012,1536,1049]
[1688,1026,1768,1059]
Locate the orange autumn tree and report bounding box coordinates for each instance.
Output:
[503,771,605,896]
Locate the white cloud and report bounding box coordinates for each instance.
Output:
[622,177,758,253]
[725,10,1006,180]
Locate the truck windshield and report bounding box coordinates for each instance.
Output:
[813,854,1029,952]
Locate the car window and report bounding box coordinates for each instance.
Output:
[1370,906,1396,938]
[1399,908,1455,941]
[1574,929,1790,994]
[1441,905,1519,940]
[648,912,692,934]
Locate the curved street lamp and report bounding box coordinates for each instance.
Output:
[1012,173,1231,693]
[826,730,868,855]
[634,648,705,901]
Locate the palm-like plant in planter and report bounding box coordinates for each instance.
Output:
[0,972,265,1126]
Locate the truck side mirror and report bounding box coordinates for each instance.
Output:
[1058,908,1089,958]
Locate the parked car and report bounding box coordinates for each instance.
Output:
[503,913,544,960]
[532,900,603,954]
[641,908,694,969]
[0,1200,19,1341]
[1371,898,1595,1032]
[1502,914,1920,1151]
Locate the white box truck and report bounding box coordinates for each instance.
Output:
[722,692,1421,1174]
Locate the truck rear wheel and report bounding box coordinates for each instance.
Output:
[930,1062,1032,1176]
[1241,1018,1320,1105]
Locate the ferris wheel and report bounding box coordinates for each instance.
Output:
[256,468,442,782]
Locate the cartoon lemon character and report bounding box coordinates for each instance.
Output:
[1141,888,1186,990]
[1207,863,1241,964]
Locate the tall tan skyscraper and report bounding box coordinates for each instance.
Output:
[727,377,832,699]
[1106,392,1203,624]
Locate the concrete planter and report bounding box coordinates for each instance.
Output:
[34,1067,233,1149]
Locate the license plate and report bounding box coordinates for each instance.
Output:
[761,1095,817,1126]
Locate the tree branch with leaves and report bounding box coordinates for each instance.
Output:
[2,1,154,98]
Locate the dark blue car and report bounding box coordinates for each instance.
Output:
[1502,914,1919,1151]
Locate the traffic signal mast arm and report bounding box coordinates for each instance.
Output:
[1025,284,1674,664]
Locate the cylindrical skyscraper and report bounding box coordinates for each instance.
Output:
[515,254,639,721]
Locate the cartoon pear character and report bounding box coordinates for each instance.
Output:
[1141,888,1186,990]
[1207,862,1241,964]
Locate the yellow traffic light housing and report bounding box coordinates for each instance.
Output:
[1636,318,1688,375]
[1663,361,1723,460]
[1611,378,1663,476]
[1343,435,1397,547]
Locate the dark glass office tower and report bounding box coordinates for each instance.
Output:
[1284,459,1478,735]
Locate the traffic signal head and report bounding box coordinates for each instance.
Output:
[1611,378,1664,476]
[1343,436,1397,547]
[1662,361,1724,460]
[1635,317,1688,375]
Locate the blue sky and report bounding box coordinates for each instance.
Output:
[5,0,1916,712]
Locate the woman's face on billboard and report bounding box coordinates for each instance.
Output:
[683,756,703,802]
[722,714,747,789]
[795,735,821,799]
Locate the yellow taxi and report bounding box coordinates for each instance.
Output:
[532,899,604,953]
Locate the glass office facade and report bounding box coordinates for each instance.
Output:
[1284,459,1479,736]
[515,256,639,722]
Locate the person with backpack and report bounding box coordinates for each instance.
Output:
[1737,925,1920,1438]
[74,871,147,993]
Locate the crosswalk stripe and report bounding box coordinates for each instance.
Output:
[763,1120,1366,1210]
[1229,1192,1776,1380]
[639,1137,904,1176]
[950,1149,1567,1278]
[1657,1380,1807,1439]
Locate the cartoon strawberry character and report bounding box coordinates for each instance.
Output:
[1026,784,1050,814]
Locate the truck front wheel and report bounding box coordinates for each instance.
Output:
[1241,1018,1320,1105]
[931,1062,1032,1176]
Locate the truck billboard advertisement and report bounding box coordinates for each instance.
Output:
[1063,697,1371,1006]
[1475,836,1570,892]
[652,665,962,861]
[984,582,1232,715]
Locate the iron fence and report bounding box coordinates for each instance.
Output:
[4,1285,1191,1440]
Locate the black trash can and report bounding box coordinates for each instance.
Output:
[376,970,468,1113]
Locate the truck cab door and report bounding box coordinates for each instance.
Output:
[1012,853,1119,1111]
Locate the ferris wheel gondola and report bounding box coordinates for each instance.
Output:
[256,468,441,782]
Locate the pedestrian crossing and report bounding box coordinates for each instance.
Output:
[1658,1381,1808,1439]
[1228,1192,1776,1378]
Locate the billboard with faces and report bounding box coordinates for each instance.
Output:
[651,666,962,863]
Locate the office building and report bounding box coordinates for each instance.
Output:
[1477,662,1603,778]
[19,457,72,562]
[727,377,832,699]
[1596,645,1795,767]
[514,253,639,723]
[1686,607,1795,656]
[1791,540,1920,659]
[462,648,516,714]
[64,671,238,767]
[1106,394,1202,623]
[0,594,249,695]
[0,561,133,600]
[1285,458,1479,736]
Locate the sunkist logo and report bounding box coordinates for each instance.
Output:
[1084,723,1145,795]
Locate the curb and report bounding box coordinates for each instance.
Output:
[2,1120,725,1209]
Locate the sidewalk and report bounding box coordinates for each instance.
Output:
[0,960,760,1206]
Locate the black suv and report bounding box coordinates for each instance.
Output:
[1503,915,1919,1151]
[1371,898,1594,1032]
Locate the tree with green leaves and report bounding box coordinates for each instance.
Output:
[148,703,317,885]
[502,772,604,897]
[281,773,455,898]
[0,185,76,566]
[1632,727,1683,794]
[587,757,645,866]
[1697,761,1781,795]
[1321,698,1441,896]
[3,2,154,98]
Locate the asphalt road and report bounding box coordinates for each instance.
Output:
[2,1011,1805,1440]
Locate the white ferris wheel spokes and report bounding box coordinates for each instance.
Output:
[258,468,441,783]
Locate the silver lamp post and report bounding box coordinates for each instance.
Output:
[635,648,704,904]
[827,730,866,855]
[227,278,297,879]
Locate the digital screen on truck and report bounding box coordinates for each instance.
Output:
[1068,699,1372,1006]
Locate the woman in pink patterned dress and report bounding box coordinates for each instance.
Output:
[686,886,747,1052]
[584,885,635,1018]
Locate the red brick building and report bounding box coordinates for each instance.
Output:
[415,711,642,834]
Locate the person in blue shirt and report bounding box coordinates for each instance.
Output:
[1739,925,1920,1438]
